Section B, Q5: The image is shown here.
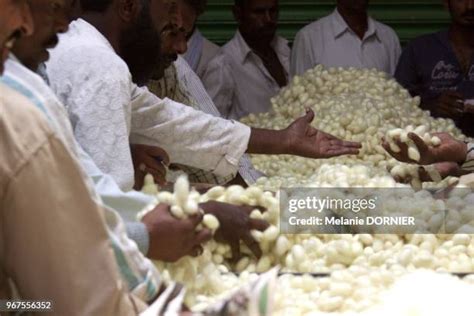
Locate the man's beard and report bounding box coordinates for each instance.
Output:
[119,5,162,86]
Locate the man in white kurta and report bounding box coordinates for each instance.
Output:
[291,5,401,77]
[45,18,251,192]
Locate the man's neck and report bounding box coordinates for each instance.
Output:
[81,13,121,53]
[336,6,368,40]
[449,23,474,49]
[239,29,273,55]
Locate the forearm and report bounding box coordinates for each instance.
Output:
[247,128,288,155]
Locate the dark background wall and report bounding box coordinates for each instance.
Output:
[197,0,451,46]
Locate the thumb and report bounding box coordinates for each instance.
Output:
[303,108,315,123]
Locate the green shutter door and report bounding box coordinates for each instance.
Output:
[197,0,451,46]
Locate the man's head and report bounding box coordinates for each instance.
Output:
[153,0,194,78]
[233,0,279,44]
[13,0,73,71]
[445,0,474,27]
[81,0,177,85]
[336,0,369,15]
[181,0,206,36]
[0,0,33,73]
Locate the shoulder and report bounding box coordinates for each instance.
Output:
[49,45,129,79]
[372,19,399,40]
[202,37,220,55]
[0,84,54,182]
[296,15,332,38]
[406,32,441,48]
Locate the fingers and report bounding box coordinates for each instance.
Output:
[188,212,204,227]
[341,140,362,148]
[408,132,429,154]
[323,132,362,149]
[195,228,213,244]
[325,147,360,157]
[249,218,270,231]
[230,239,241,261]
[242,231,262,259]
[141,155,168,178]
[148,147,171,166]
[189,245,204,257]
[133,170,145,190]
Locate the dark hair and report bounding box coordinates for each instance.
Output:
[183,0,207,16]
[80,0,114,12]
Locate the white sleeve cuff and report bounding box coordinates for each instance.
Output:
[213,121,251,176]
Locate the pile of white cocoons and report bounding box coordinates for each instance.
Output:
[141,66,474,315]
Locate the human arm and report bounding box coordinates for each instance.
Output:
[46,47,137,191]
[3,134,142,315]
[248,110,361,158]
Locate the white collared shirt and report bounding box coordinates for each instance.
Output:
[45,19,250,192]
[291,9,401,76]
[182,28,220,79]
[202,30,291,120]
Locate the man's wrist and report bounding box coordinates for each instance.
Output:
[278,128,292,155]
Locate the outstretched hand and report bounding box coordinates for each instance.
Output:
[284,109,361,159]
[382,132,467,165]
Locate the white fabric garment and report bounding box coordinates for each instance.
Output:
[175,56,264,184]
[182,28,220,79]
[45,19,251,192]
[1,56,161,303]
[202,30,290,120]
[291,9,401,76]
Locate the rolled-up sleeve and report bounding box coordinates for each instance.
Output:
[129,86,251,177]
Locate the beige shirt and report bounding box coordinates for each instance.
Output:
[0,83,143,315]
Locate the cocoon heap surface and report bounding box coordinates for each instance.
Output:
[143,66,474,315]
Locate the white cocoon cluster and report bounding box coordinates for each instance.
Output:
[141,66,474,314]
[385,125,441,162]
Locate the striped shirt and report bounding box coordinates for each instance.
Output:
[462,142,474,172]
[148,56,264,184]
[1,55,161,303]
